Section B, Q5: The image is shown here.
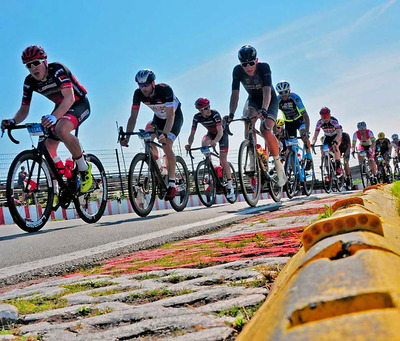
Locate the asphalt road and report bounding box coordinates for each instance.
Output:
[0,192,346,285]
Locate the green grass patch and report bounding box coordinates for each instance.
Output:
[4,295,68,315]
[61,280,116,294]
[76,306,114,317]
[126,288,193,303]
[310,204,332,223]
[391,181,400,216]
[217,302,264,332]
[88,286,133,297]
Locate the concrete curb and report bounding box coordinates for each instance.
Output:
[237,183,400,341]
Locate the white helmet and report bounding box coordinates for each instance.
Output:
[135,69,156,84]
[276,81,290,94]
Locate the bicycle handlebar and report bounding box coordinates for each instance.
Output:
[187,146,219,160]
[2,123,45,145]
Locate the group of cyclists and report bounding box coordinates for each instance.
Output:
[2,43,400,208]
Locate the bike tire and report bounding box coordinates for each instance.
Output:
[268,159,282,203]
[6,150,54,233]
[321,155,332,193]
[195,159,216,207]
[302,159,315,196]
[360,159,370,188]
[335,162,345,192]
[128,153,156,217]
[74,154,108,223]
[238,139,261,207]
[284,151,298,199]
[170,156,190,212]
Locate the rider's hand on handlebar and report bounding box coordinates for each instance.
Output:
[158,133,167,144]
[227,113,234,124]
[210,140,217,147]
[41,114,57,128]
[1,119,15,131]
[258,108,267,119]
[120,137,130,147]
[184,144,191,151]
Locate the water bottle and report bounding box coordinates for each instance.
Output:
[53,156,65,176]
[256,144,268,171]
[64,158,74,178]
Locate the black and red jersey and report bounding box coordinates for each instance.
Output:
[22,62,87,107]
[132,83,181,120]
[191,109,222,135]
[315,116,341,136]
[232,62,276,100]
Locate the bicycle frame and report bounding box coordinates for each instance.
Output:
[286,137,308,182]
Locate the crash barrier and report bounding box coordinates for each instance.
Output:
[0,187,360,226]
[237,183,400,341]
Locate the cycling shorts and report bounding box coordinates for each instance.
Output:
[203,128,229,153]
[285,116,306,138]
[358,144,375,159]
[243,96,278,122]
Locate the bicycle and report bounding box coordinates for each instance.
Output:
[118,127,190,217]
[188,146,238,207]
[342,156,354,190]
[232,117,282,207]
[355,151,376,188]
[315,144,344,193]
[393,156,400,181]
[284,137,315,198]
[3,123,108,233]
[375,151,393,184]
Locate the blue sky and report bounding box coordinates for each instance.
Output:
[0,0,399,157]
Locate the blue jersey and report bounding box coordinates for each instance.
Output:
[278,92,306,122]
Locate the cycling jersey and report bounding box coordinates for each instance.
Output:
[132,83,181,120]
[192,109,222,135]
[391,140,400,151]
[232,62,278,120]
[278,92,306,122]
[314,116,340,137]
[22,62,87,106]
[339,132,351,154]
[376,138,391,153]
[352,129,375,147]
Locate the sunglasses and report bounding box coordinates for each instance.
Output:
[321,115,330,119]
[26,59,45,69]
[279,90,290,95]
[241,60,256,67]
[199,106,210,111]
[276,126,283,129]
[138,82,151,88]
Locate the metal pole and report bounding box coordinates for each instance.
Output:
[115,148,124,196]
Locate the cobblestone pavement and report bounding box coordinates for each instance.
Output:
[0,194,349,340]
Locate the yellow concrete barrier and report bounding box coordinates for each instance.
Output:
[238,184,400,341]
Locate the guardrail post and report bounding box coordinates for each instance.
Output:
[115,148,124,196]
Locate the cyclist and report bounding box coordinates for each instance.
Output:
[274,118,288,162]
[185,98,234,199]
[338,125,352,187]
[276,80,312,169]
[375,132,392,165]
[119,69,183,200]
[311,107,343,175]
[227,45,286,186]
[391,134,400,171]
[351,121,377,179]
[1,45,92,193]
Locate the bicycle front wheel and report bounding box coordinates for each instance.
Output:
[302,159,315,196]
[74,154,108,223]
[128,153,156,217]
[360,159,370,188]
[386,164,394,184]
[284,151,298,199]
[394,163,400,181]
[321,155,332,193]
[238,139,261,207]
[224,162,238,204]
[170,156,190,212]
[6,150,53,233]
[195,159,216,207]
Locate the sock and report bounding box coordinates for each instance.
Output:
[227,179,233,189]
[52,179,59,194]
[306,152,312,159]
[74,154,88,172]
[168,178,176,188]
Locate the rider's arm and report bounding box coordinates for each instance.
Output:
[51,87,75,119]
[311,130,319,145]
[261,86,271,112]
[351,132,358,151]
[120,107,139,146]
[187,129,196,147]
[13,105,30,124]
[302,112,310,133]
[229,90,239,118]
[213,124,224,145]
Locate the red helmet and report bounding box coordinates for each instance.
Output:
[319,107,331,116]
[21,45,47,64]
[195,97,210,109]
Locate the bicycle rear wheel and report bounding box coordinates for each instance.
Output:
[394,163,400,181]
[128,153,156,217]
[268,160,282,203]
[376,163,385,184]
[6,150,53,232]
[224,162,238,204]
[238,139,261,207]
[321,155,332,193]
[74,154,108,223]
[170,156,190,212]
[386,164,394,184]
[335,163,345,192]
[284,151,298,199]
[302,159,315,196]
[360,159,370,188]
[195,159,216,207]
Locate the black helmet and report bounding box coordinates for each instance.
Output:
[135,69,156,84]
[238,45,257,62]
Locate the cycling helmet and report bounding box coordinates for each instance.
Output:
[21,45,47,64]
[319,107,331,116]
[238,45,257,62]
[276,119,285,128]
[392,134,399,140]
[357,121,367,130]
[195,98,210,109]
[135,69,156,84]
[276,81,290,93]
[378,132,385,139]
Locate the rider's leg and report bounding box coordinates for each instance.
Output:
[162,138,176,186]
